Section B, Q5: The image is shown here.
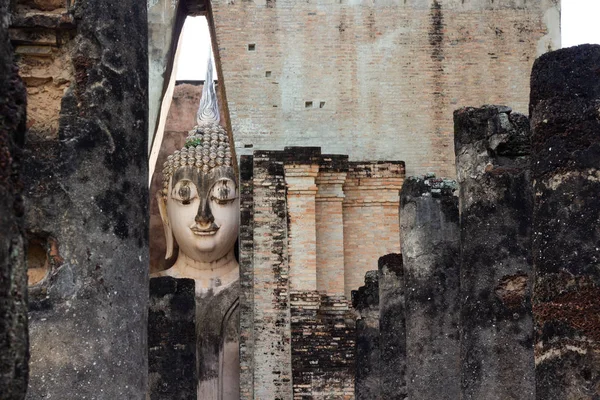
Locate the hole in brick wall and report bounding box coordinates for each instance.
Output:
[248,43,255,51]
[265,71,271,77]
[27,236,49,286]
[305,101,313,108]
[273,105,278,107]
[320,101,325,108]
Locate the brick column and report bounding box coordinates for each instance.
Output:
[251,151,292,399]
[342,162,404,298]
[284,147,320,292]
[315,155,348,295]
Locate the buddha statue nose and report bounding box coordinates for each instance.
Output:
[195,198,215,225]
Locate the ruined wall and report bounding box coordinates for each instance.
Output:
[0,2,28,398]
[11,0,150,398]
[291,292,355,399]
[248,150,293,399]
[210,0,559,178]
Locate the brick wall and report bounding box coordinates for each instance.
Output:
[316,155,348,295]
[210,0,560,178]
[250,150,293,399]
[343,162,404,297]
[291,292,355,399]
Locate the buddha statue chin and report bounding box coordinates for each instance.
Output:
[155,163,240,296]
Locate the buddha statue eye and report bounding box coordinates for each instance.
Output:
[172,180,197,205]
[210,179,237,205]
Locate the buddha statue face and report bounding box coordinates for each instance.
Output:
[158,124,238,265]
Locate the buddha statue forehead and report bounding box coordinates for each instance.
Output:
[161,123,234,197]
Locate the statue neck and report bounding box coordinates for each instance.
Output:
[170,249,239,294]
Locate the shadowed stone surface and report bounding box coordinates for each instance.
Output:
[400,177,460,400]
[454,105,535,400]
[352,271,380,400]
[529,44,600,400]
[22,1,149,398]
[378,253,406,400]
[148,277,196,399]
[0,1,28,398]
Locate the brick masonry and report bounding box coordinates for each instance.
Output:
[343,162,404,298]
[210,0,560,178]
[249,150,293,399]
[291,291,356,399]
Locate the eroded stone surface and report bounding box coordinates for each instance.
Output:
[454,105,535,400]
[530,44,600,400]
[378,254,406,400]
[22,1,150,398]
[0,1,28,398]
[352,270,380,400]
[400,177,459,400]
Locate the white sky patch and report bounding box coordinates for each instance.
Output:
[175,16,215,81]
[562,0,600,47]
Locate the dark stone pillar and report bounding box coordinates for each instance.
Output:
[0,1,28,398]
[378,254,406,400]
[23,0,149,398]
[454,105,535,399]
[148,277,197,399]
[529,44,600,399]
[352,271,380,400]
[400,177,460,400]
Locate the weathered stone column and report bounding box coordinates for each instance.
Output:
[353,271,380,400]
[283,147,320,291]
[316,155,347,295]
[454,105,534,399]
[529,44,600,399]
[21,1,150,398]
[400,176,459,400]
[148,277,197,399]
[0,1,28,397]
[378,253,406,400]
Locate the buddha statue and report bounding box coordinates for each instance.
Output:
[153,55,239,399]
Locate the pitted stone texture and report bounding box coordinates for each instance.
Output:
[454,105,534,400]
[530,44,600,400]
[400,177,460,400]
[378,254,406,400]
[352,270,380,400]
[148,277,197,400]
[23,0,149,398]
[0,1,28,397]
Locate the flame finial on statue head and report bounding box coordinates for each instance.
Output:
[196,48,220,125]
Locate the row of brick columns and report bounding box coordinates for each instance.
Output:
[283,151,404,298]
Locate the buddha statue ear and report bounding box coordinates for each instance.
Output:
[156,191,174,259]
